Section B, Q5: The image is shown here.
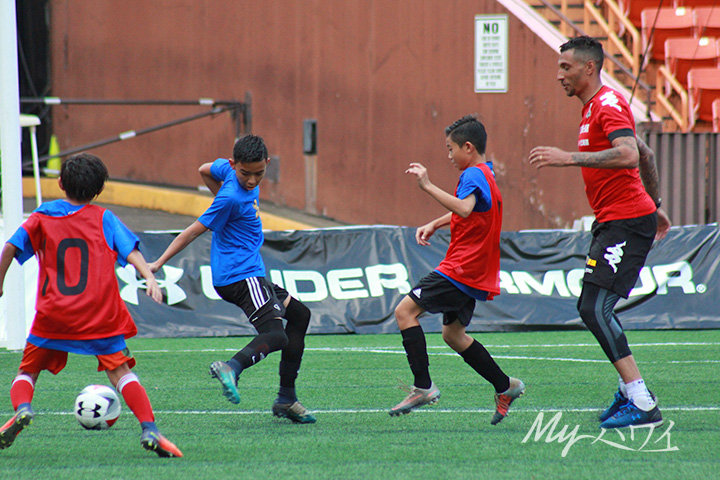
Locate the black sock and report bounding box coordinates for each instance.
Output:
[279,360,301,389]
[277,386,297,404]
[460,339,510,393]
[401,325,432,389]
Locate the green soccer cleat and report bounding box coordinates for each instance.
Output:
[209,360,240,404]
[272,400,317,424]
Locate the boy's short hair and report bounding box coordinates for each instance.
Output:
[60,153,108,202]
[233,134,268,164]
[445,115,487,155]
[560,35,604,71]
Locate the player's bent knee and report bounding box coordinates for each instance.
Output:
[285,298,311,329]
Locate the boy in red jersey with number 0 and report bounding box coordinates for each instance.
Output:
[389,115,525,425]
[0,153,182,457]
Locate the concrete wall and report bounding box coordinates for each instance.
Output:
[49,0,590,230]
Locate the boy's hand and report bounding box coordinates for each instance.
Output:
[144,277,163,304]
[406,163,431,190]
[416,222,436,246]
[148,261,161,273]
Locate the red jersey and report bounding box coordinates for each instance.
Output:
[578,85,656,222]
[436,163,502,299]
[23,205,138,340]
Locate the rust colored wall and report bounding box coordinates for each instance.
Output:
[49,0,590,230]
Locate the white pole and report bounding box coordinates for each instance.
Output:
[0,0,28,350]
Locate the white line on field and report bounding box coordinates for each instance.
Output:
[35,405,720,416]
[1,342,716,356]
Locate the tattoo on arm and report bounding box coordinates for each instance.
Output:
[569,136,639,168]
[637,137,660,201]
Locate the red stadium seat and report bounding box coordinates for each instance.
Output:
[694,6,720,38]
[688,67,720,128]
[642,7,695,60]
[664,36,720,92]
[713,98,720,132]
[678,1,720,8]
[621,0,678,28]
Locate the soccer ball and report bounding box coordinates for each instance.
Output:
[74,385,122,430]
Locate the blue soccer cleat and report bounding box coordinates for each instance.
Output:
[600,398,663,429]
[599,388,657,422]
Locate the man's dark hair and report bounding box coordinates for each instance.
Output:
[60,153,108,202]
[445,114,487,155]
[560,35,604,71]
[233,134,268,164]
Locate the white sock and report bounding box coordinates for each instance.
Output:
[625,379,656,411]
[618,375,627,397]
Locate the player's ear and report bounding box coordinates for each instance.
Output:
[58,177,65,192]
[463,141,475,153]
[585,60,595,75]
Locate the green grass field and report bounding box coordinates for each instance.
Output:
[0,329,717,480]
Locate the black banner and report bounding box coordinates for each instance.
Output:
[124,225,720,337]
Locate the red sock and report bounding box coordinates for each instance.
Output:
[10,375,35,410]
[117,374,155,424]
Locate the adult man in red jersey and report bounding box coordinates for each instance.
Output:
[529,36,671,429]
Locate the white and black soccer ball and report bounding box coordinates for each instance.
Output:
[74,384,122,430]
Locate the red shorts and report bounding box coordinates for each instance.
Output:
[19,342,136,375]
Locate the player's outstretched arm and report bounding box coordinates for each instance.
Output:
[0,243,18,298]
[149,220,208,273]
[199,162,222,196]
[530,136,639,169]
[405,163,477,217]
[126,249,162,303]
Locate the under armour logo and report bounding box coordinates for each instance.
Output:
[116,264,187,305]
[604,241,627,273]
[600,91,622,112]
[77,401,103,418]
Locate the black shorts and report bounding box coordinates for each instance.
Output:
[583,212,657,298]
[408,271,476,326]
[214,277,289,325]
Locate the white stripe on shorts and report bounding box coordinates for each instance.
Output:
[246,277,268,310]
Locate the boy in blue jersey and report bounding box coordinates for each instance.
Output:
[150,135,316,424]
[0,153,182,457]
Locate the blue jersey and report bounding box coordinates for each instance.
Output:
[198,158,265,286]
[456,162,493,213]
